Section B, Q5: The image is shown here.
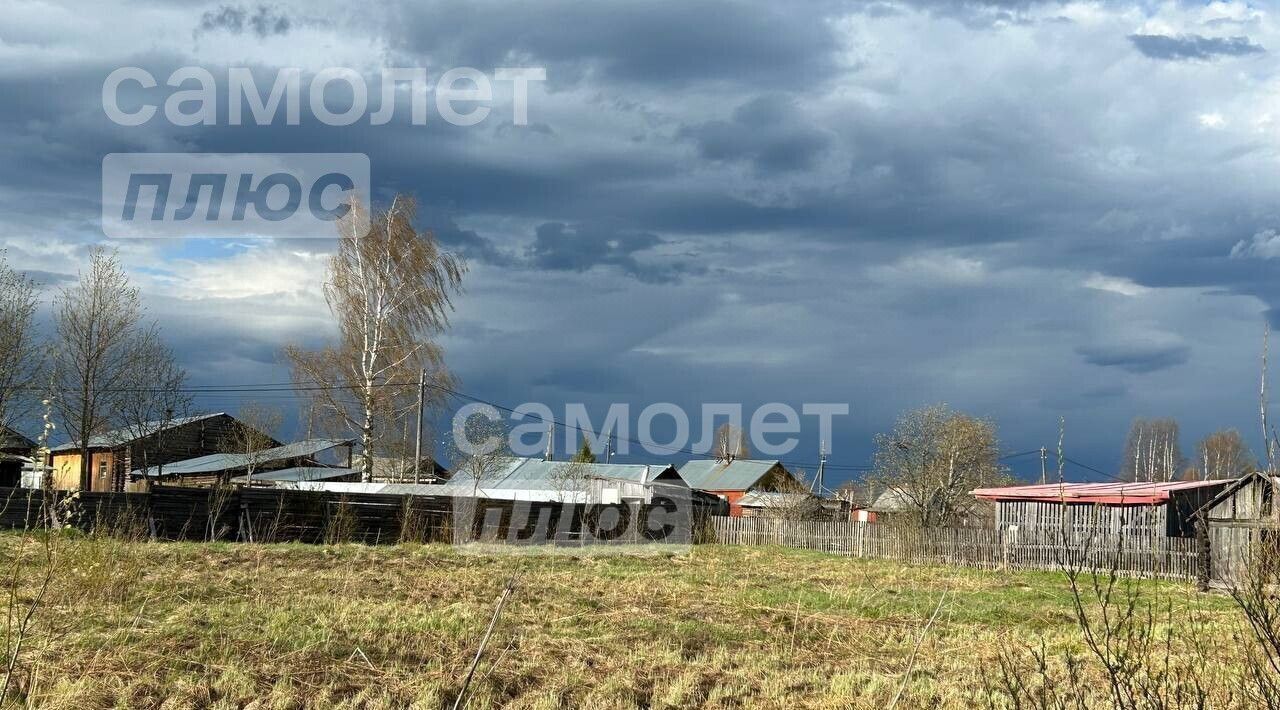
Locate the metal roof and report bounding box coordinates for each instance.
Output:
[676,459,785,491]
[737,491,816,508]
[972,479,1230,505]
[436,457,682,494]
[231,466,357,483]
[132,438,350,477]
[0,426,35,451]
[50,412,229,452]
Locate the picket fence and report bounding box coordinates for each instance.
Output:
[709,516,1202,581]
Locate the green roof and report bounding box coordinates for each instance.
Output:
[676,459,786,492]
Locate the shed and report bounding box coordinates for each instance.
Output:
[433,457,689,504]
[0,426,35,488]
[1197,471,1279,585]
[676,459,796,516]
[230,466,361,485]
[973,479,1231,539]
[736,491,822,518]
[129,438,353,487]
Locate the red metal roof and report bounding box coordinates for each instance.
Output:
[971,479,1227,505]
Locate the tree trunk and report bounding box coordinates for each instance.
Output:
[361,408,375,483]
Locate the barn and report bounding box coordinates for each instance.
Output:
[972,479,1232,539]
[1196,471,1279,585]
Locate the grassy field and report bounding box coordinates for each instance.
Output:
[0,531,1252,708]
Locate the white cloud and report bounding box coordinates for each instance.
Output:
[1230,229,1280,259]
[1084,273,1149,296]
[1198,112,1226,128]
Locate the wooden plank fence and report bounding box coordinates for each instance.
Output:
[710,516,1201,581]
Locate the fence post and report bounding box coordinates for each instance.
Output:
[1196,518,1211,592]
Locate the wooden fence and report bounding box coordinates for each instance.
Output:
[710,515,1202,581]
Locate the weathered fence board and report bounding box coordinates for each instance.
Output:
[709,516,1200,581]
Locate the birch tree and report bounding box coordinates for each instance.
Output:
[286,196,465,481]
[52,248,149,491]
[0,253,41,439]
[1119,418,1185,482]
[1192,429,1255,480]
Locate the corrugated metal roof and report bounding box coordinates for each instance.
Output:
[232,467,357,483]
[436,457,681,494]
[132,438,350,477]
[972,479,1230,505]
[738,491,815,508]
[676,459,784,491]
[50,412,228,452]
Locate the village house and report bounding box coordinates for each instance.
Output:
[972,479,1232,540]
[47,412,268,492]
[676,459,799,516]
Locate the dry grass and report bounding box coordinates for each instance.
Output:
[0,532,1250,708]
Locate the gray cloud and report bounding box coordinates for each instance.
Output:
[1076,343,1191,374]
[528,223,699,283]
[1128,33,1264,61]
[679,95,832,173]
[198,5,292,38]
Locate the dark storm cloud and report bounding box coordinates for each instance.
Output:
[528,223,698,283]
[1076,343,1191,374]
[387,0,843,87]
[679,95,832,173]
[198,5,293,37]
[1128,34,1265,61]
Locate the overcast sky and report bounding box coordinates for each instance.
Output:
[3,0,1279,484]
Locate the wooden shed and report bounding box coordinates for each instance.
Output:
[1197,471,1279,585]
[973,479,1232,540]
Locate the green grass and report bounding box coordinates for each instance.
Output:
[0,532,1250,708]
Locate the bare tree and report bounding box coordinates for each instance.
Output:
[1188,429,1256,480]
[286,196,465,481]
[871,403,1008,527]
[222,402,283,485]
[448,410,512,543]
[0,254,40,439]
[112,329,191,488]
[1119,418,1185,482]
[712,423,750,461]
[51,248,148,491]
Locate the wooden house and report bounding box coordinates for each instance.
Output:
[676,459,798,516]
[48,413,274,492]
[972,479,1232,540]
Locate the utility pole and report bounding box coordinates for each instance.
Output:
[605,436,613,463]
[544,423,554,461]
[1039,446,1047,485]
[413,369,425,484]
[812,440,827,495]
